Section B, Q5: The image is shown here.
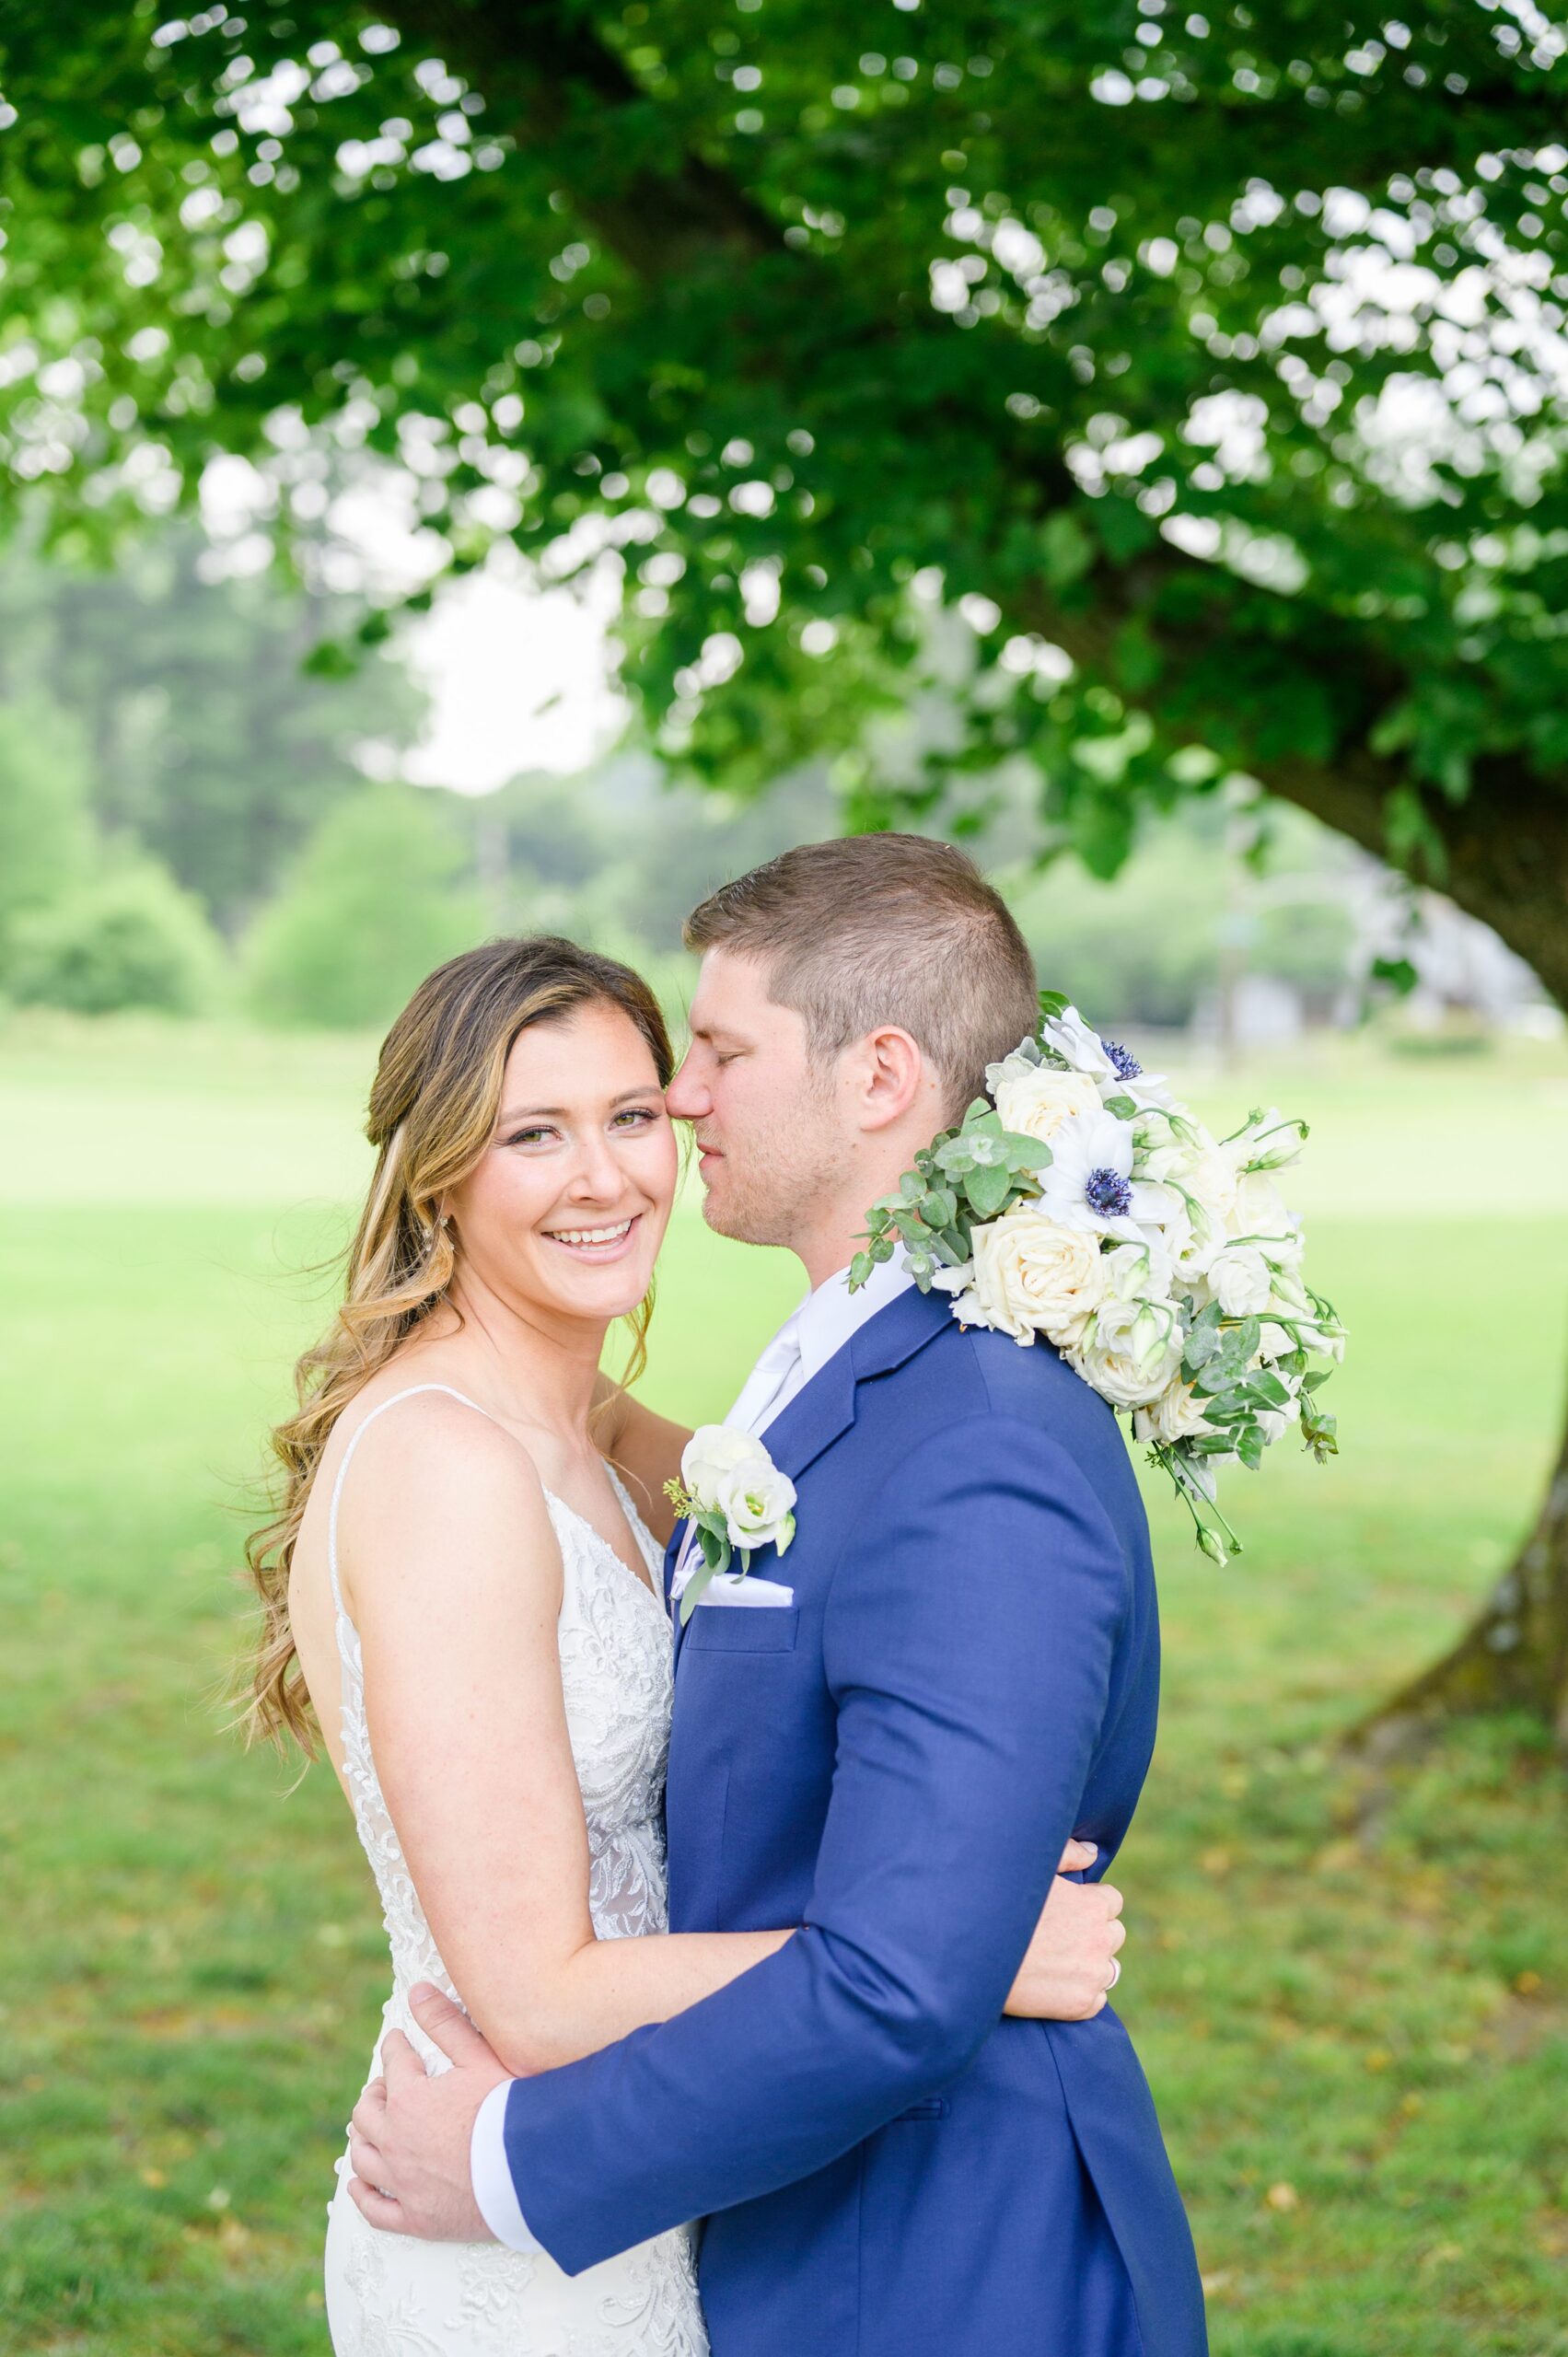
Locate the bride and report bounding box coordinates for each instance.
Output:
[243,934,1120,2355]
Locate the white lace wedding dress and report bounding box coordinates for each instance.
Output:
[321,1384,709,2357]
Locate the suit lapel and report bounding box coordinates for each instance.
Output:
[672,1283,952,1674]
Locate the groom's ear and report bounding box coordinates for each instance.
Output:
[854,1025,932,1132]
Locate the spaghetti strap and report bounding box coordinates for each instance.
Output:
[326,1382,497,1621]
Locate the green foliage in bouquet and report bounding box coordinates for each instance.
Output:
[852,992,1345,1568]
[852,987,1070,1285]
[850,1101,1052,1291]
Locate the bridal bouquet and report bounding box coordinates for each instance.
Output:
[851,993,1344,1563]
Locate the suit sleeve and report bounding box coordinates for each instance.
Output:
[498,1411,1130,2275]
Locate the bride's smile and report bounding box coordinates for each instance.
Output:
[441,998,677,1332]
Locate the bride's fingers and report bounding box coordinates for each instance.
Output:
[347,2172,404,2233]
[410,1982,498,2071]
[1056,1838,1098,1875]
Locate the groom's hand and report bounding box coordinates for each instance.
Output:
[346,1984,509,2242]
[1003,1840,1127,2022]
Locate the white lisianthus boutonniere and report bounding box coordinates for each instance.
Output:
[851,989,1344,1567]
[665,1426,797,1623]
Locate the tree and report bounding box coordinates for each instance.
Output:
[244,780,482,1027]
[0,534,424,934]
[2,3,1566,1728]
[7,856,226,1015]
[0,693,94,969]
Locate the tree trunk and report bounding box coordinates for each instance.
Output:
[1361,1395,1568,1747]
[1256,761,1568,1740]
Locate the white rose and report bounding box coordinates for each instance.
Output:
[1100,1235,1177,1306]
[993,1066,1105,1148]
[1132,1377,1216,1446]
[680,1423,765,1506]
[1069,1295,1183,1409]
[714,1458,797,1555]
[1227,1170,1304,1263]
[965,1208,1109,1347]
[1208,1243,1272,1318]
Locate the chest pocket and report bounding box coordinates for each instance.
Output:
[682,1608,800,1655]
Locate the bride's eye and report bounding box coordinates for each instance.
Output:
[504,1124,557,1148]
[612,1106,660,1131]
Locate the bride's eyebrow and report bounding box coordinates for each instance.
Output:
[497,1089,661,1124]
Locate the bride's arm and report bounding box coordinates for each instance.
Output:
[343,1395,784,2080]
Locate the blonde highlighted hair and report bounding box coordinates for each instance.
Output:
[243,935,673,1754]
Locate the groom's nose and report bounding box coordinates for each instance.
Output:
[665,1051,710,1120]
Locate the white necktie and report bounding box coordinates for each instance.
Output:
[725,1325,803,1439]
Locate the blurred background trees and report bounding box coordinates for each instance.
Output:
[1,1,1565,1726]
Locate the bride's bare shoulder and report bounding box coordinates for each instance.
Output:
[323,1376,556,1590]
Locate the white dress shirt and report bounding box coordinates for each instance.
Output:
[470,1251,916,2251]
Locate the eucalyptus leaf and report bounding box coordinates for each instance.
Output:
[965,1160,1016,1220]
[679,1562,717,1624]
[998,1130,1053,1171]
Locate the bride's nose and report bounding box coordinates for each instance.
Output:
[563,1128,629,1203]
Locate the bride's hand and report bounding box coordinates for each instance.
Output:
[1003,1840,1126,2022]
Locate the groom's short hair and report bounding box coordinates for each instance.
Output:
[684,833,1039,1118]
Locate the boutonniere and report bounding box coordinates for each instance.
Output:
[665,1425,797,1623]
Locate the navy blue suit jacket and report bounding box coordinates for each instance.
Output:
[500,1283,1207,2357]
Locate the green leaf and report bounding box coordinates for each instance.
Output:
[1040,511,1093,589]
[1371,955,1419,996]
[679,1562,717,1624]
[1102,1093,1137,1120]
[1037,991,1071,1020]
[1113,616,1163,695]
[964,1160,1015,1220]
[997,1129,1052,1171]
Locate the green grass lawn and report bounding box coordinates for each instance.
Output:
[2,1013,1565,2356]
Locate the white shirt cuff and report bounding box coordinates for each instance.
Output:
[470,2079,540,2253]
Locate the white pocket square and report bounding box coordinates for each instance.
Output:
[692,1573,796,1609]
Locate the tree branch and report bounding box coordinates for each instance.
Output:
[366,3,1568,998]
[371,0,780,274]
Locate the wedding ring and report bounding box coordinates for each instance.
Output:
[1105,1957,1121,1991]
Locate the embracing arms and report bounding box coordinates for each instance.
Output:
[471,1410,1136,2272]
[341,1395,1115,2085]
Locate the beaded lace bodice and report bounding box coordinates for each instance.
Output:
[321,1383,706,2357]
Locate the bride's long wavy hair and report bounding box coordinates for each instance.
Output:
[242,935,675,1756]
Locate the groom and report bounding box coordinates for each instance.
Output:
[354,834,1208,2355]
